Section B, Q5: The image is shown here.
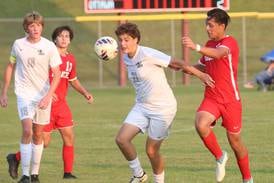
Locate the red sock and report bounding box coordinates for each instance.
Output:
[237,153,251,180]
[201,131,223,160]
[63,145,74,173]
[15,151,21,161]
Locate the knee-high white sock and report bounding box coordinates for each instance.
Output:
[153,171,165,183]
[20,143,32,176]
[128,157,144,177]
[31,143,44,175]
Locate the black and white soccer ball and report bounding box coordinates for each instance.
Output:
[94,36,118,61]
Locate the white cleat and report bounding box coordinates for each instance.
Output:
[129,171,148,183]
[243,177,253,183]
[216,151,228,182]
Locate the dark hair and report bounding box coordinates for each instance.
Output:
[115,22,141,43]
[207,8,230,29]
[51,25,74,42]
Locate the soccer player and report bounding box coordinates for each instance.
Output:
[0,11,61,183]
[114,22,214,183]
[182,8,253,183]
[6,25,94,180]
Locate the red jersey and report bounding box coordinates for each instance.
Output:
[199,36,240,104]
[49,53,77,104]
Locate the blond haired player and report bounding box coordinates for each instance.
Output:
[115,22,214,183]
[0,11,61,183]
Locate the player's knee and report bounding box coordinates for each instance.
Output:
[115,135,126,147]
[195,120,206,132]
[146,148,158,159]
[22,129,32,139]
[228,133,243,149]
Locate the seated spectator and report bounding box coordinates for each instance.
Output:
[244,61,274,91]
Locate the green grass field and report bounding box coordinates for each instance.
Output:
[0,1,274,182]
[0,84,273,183]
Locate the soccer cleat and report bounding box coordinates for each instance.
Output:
[6,153,20,179]
[129,171,148,183]
[63,172,77,179]
[17,175,30,183]
[30,174,40,183]
[216,151,228,182]
[243,177,254,183]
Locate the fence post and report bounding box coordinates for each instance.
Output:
[97,20,103,87]
[242,16,247,85]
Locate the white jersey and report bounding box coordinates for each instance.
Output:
[10,37,61,101]
[123,45,177,110]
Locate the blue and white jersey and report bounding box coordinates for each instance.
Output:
[123,45,177,111]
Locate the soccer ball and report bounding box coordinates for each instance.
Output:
[94,36,118,61]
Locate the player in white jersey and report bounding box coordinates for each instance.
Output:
[0,11,61,183]
[115,22,214,183]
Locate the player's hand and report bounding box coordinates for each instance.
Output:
[52,93,58,102]
[0,94,8,107]
[85,93,94,104]
[38,95,51,109]
[182,36,196,50]
[201,73,215,88]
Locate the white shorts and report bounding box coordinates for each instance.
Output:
[124,103,177,140]
[17,97,51,125]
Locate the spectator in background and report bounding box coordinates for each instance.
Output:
[244,61,274,91]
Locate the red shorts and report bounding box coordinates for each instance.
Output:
[43,101,73,132]
[197,98,242,133]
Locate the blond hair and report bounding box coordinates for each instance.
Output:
[23,11,44,32]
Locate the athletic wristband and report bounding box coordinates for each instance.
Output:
[195,44,201,52]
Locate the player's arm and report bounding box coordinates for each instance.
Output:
[38,66,61,109]
[182,36,229,59]
[70,79,94,104]
[0,62,15,107]
[169,58,214,88]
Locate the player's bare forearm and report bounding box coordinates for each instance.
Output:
[38,66,61,109]
[0,63,14,107]
[184,65,215,88]
[1,63,14,95]
[182,36,229,59]
[70,79,94,103]
[48,66,61,97]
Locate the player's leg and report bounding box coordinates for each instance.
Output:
[222,100,252,182]
[116,123,146,181]
[146,107,176,183]
[195,99,227,182]
[30,123,44,182]
[195,111,223,159]
[227,132,252,182]
[59,126,77,179]
[146,138,164,183]
[116,104,148,182]
[43,120,54,148]
[17,118,33,182]
[30,104,51,182]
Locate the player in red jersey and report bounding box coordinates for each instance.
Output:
[6,25,94,180]
[182,8,253,183]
